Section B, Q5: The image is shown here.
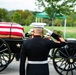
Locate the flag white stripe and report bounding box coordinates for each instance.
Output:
[0,24,23,28]
[0,28,24,34]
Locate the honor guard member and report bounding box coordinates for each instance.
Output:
[19,23,66,75]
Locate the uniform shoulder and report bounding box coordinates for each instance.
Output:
[43,37,53,43]
[43,38,50,41]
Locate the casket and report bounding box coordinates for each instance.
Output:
[0,22,24,38]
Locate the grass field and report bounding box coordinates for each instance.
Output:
[23,26,76,39]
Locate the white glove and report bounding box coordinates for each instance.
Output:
[44,28,53,35]
[28,29,33,34]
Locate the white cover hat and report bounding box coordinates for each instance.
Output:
[33,23,46,28]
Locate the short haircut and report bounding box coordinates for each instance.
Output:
[33,28,43,34]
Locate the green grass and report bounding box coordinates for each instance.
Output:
[23,26,76,39]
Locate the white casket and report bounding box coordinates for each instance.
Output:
[0,22,24,38]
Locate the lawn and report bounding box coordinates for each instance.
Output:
[23,26,76,39]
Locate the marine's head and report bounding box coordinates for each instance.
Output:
[33,23,44,36]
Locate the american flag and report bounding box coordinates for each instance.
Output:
[0,22,24,37]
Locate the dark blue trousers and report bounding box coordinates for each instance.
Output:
[26,63,49,75]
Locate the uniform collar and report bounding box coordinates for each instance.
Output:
[34,35,41,37]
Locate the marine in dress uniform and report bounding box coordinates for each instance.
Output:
[19,24,66,75]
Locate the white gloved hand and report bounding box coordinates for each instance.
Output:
[28,29,33,34]
[28,30,31,34]
[44,28,53,35]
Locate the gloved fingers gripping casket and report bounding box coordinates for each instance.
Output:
[0,22,24,38]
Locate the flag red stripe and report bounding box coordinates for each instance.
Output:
[0,32,23,36]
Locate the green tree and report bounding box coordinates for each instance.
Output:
[36,0,76,28]
[15,10,35,25]
[67,12,76,26]
[25,14,35,25]
[12,12,22,24]
[0,8,10,22]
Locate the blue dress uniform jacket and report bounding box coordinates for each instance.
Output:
[19,36,66,75]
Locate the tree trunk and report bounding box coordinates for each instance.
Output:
[51,18,54,31]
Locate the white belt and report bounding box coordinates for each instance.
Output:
[28,60,48,64]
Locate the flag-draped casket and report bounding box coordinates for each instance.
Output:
[0,22,24,38]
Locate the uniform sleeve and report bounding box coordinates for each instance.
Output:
[25,32,31,37]
[19,42,27,75]
[51,32,61,41]
[48,40,66,48]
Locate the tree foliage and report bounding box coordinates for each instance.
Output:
[12,12,22,24]
[0,7,76,26]
[0,8,35,25]
[35,0,76,28]
[0,8,10,22]
[36,0,76,17]
[13,10,35,25]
